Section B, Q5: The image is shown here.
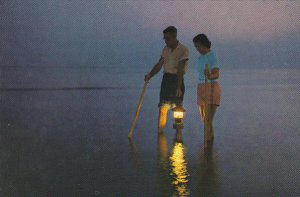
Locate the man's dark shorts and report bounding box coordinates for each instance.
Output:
[158,73,185,108]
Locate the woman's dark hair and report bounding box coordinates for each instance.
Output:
[193,34,211,48]
[163,26,177,37]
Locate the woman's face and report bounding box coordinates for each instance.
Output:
[194,42,206,55]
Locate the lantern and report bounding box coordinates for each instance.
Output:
[172,106,186,129]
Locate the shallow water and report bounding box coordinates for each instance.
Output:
[0,67,299,196]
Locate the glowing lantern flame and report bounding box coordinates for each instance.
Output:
[172,106,186,122]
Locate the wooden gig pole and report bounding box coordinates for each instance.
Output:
[128,81,148,138]
[204,64,209,148]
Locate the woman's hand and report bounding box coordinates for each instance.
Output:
[204,68,210,78]
[209,68,219,80]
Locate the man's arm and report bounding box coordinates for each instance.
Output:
[176,59,188,97]
[144,57,164,82]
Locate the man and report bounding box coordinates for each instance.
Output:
[144,26,189,133]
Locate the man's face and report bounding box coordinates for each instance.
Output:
[163,33,177,48]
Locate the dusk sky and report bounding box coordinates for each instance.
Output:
[1,0,299,69]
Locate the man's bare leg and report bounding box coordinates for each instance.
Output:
[158,104,170,133]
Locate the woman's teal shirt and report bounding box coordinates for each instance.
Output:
[197,51,219,83]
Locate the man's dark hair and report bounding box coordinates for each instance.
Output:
[163,26,177,37]
[193,34,211,48]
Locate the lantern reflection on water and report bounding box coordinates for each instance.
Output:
[170,141,190,196]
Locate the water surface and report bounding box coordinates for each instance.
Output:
[0,67,299,196]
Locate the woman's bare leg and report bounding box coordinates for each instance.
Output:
[199,104,218,140]
[207,104,217,141]
[198,105,205,123]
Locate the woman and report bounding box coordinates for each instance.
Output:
[193,34,221,141]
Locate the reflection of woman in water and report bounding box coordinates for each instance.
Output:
[196,144,222,196]
[193,34,221,142]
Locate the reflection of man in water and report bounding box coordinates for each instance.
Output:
[144,26,189,133]
[157,129,190,197]
[157,132,172,196]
